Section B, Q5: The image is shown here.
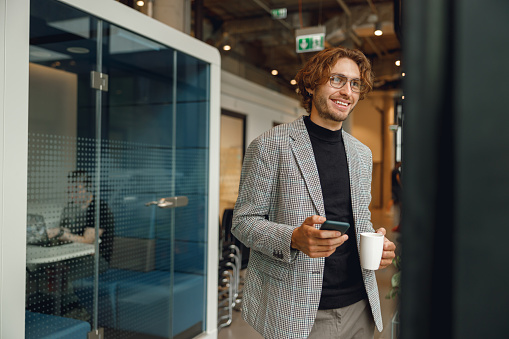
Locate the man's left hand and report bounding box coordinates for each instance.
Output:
[375,227,396,269]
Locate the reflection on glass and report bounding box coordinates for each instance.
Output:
[26,0,210,338]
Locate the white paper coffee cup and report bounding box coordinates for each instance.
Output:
[360,232,384,270]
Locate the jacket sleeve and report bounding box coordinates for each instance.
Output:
[232,136,297,263]
[362,145,375,233]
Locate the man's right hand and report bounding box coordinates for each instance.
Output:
[290,215,348,258]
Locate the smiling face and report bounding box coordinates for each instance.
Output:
[307,58,361,131]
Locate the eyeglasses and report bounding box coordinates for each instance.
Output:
[329,74,366,93]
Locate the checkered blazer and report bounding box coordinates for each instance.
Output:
[232,116,383,339]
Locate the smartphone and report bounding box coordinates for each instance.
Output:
[320,220,350,235]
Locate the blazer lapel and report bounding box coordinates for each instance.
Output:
[342,131,363,234]
[289,118,325,218]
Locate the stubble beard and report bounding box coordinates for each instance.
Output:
[314,95,355,123]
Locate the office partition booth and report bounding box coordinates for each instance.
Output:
[2,0,220,338]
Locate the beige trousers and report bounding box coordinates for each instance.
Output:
[307,299,375,339]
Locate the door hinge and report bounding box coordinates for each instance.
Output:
[91,71,109,92]
[88,328,104,339]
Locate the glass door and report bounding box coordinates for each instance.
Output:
[26,1,209,338]
[26,2,104,336]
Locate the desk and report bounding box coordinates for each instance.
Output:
[26,243,96,316]
[27,243,95,265]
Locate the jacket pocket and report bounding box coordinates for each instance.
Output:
[257,257,290,281]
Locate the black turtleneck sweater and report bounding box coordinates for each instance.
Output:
[304,116,367,309]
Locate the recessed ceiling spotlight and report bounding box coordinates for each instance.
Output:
[30,51,52,58]
[67,47,89,54]
[271,70,278,76]
[395,60,401,66]
[402,72,406,77]
[290,79,297,85]
[137,1,145,6]
[223,45,231,51]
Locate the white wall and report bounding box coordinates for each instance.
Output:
[28,63,78,221]
[221,70,306,145]
[29,63,78,136]
[1,0,30,338]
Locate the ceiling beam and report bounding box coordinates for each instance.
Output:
[365,0,379,16]
[335,0,351,17]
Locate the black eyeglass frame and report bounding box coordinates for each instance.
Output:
[329,74,366,93]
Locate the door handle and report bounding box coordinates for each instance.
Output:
[145,196,188,209]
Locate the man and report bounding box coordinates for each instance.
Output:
[232,47,396,339]
[50,170,114,319]
[57,170,114,269]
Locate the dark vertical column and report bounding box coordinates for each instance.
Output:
[401,0,509,338]
[393,0,402,42]
[401,0,455,338]
[194,0,203,40]
[452,1,509,338]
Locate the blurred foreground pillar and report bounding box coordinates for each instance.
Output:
[401,0,509,338]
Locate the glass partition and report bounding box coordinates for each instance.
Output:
[26,1,210,338]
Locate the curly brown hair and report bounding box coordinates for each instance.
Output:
[295,47,374,113]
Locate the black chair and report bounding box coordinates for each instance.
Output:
[221,209,249,269]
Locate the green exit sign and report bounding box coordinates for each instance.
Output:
[295,27,326,53]
[296,34,324,53]
[271,8,287,19]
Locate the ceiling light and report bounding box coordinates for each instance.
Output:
[271,70,278,76]
[402,95,405,100]
[402,72,406,77]
[30,50,52,58]
[374,22,383,36]
[290,79,297,85]
[395,60,401,67]
[223,44,231,51]
[66,47,89,54]
[136,1,145,6]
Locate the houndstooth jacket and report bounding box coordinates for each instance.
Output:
[232,116,383,339]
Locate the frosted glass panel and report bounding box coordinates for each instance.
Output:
[27,0,210,338]
[25,134,113,330]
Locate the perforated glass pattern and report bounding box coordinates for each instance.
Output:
[26,0,210,338]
